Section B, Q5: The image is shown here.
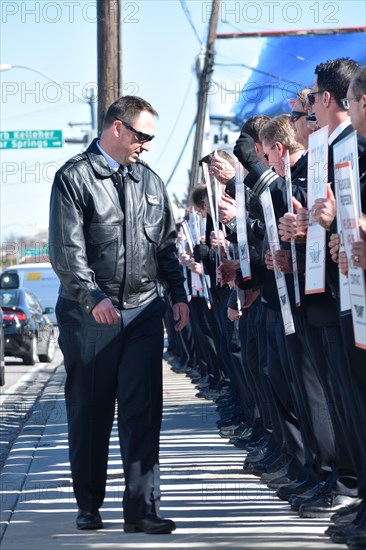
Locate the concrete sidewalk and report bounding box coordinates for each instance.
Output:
[0,360,342,550]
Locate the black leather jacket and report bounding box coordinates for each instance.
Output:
[49,139,186,313]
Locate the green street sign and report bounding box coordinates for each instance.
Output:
[0,130,63,149]
[24,247,49,257]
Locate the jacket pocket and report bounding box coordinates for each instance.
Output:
[85,224,119,283]
[143,224,161,280]
[144,223,161,245]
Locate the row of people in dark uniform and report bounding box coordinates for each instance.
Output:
[165,59,366,549]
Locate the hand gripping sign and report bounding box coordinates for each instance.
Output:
[335,161,366,350]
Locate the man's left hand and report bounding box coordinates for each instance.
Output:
[172,302,190,332]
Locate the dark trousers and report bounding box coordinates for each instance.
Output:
[265,308,305,474]
[289,310,336,483]
[246,300,273,431]
[188,296,222,383]
[339,313,366,499]
[56,296,167,522]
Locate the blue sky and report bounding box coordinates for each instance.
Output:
[1,0,365,241]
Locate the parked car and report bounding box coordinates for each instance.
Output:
[0,288,55,365]
[0,306,4,385]
[0,263,59,324]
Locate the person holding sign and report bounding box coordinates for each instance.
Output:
[258,116,342,502]
[325,66,366,548]
[281,58,364,519]
[235,115,331,490]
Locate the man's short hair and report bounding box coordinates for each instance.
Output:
[190,183,207,208]
[103,96,158,129]
[315,58,360,108]
[350,66,366,99]
[199,149,235,167]
[242,115,271,143]
[259,114,303,154]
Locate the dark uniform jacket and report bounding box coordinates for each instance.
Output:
[49,139,186,313]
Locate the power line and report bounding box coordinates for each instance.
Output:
[165,116,196,188]
[154,73,195,168]
[215,62,306,87]
[179,0,203,44]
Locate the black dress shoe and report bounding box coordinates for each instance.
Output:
[266,475,293,489]
[124,513,176,534]
[347,534,366,549]
[233,437,252,449]
[299,493,361,519]
[76,510,103,530]
[244,436,268,451]
[251,455,290,477]
[330,519,366,544]
[332,502,362,523]
[276,479,314,501]
[290,483,325,511]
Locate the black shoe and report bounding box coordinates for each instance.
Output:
[76,510,103,530]
[266,474,294,489]
[250,455,289,477]
[290,482,325,511]
[332,503,362,523]
[245,446,270,463]
[219,424,241,438]
[299,494,361,519]
[330,519,366,544]
[276,479,314,501]
[124,514,176,534]
[244,436,268,452]
[232,437,252,449]
[347,534,366,549]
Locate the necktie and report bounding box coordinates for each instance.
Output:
[114,166,125,210]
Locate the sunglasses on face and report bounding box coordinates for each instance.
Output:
[263,143,277,161]
[115,118,155,143]
[290,111,308,122]
[306,90,324,106]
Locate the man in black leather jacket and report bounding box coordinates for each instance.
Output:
[49,96,189,534]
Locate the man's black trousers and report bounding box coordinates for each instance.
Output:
[56,296,167,523]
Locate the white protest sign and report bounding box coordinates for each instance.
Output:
[305,126,328,294]
[284,151,301,306]
[235,159,251,280]
[335,161,366,350]
[333,131,361,314]
[261,188,295,335]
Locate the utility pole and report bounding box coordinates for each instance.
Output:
[97,0,122,134]
[188,0,221,197]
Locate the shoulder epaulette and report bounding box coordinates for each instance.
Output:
[135,158,161,180]
[65,153,87,165]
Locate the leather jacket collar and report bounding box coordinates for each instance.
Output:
[86,138,141,182]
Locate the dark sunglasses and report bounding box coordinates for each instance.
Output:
[115,118,155,143]
[263,143,277,162]
[306,91,324,106]
[290,111,308,122]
